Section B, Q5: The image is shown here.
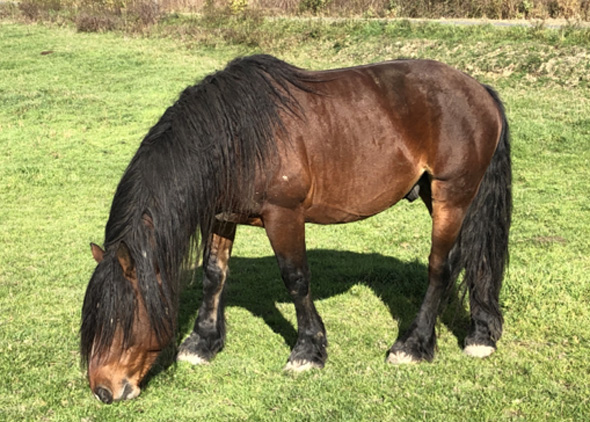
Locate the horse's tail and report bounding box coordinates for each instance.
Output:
[447,84,512,349]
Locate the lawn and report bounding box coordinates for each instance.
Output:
[0,17,589,421]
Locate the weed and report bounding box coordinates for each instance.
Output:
[129,0,163,26]
[18,0,61,20]
[75,11,120,32]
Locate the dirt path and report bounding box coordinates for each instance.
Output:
[402,17,590,28]
[273,15,590,29]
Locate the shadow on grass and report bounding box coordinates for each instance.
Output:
[145,249,471,386]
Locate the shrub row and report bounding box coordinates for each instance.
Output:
[9,0,590,33]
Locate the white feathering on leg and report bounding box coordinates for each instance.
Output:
[176,351,210,365]
[464,344,495,358]
[386,351,419,365]
[284,360,321,372]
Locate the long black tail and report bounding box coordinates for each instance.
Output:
[448,85,512,347]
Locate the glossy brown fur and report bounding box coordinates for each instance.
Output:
[263,61,499,223]
[83,56,511,402]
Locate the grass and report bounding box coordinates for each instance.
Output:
[1,16,589,421]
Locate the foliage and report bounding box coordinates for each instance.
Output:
[6,0,590,22]
[229,0,249,14]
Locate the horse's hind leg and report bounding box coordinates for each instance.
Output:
[177,221,236,364]
[263,205,327,371]
[387,179,469,364]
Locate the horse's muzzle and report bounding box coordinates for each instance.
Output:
[93,380,140,404]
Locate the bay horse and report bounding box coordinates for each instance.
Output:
[81,55,511,403]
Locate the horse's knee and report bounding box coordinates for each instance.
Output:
[276,256,310,298]
[285,271,310,298]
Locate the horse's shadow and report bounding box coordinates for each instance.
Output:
[148,250,471,382]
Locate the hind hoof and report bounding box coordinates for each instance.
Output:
[386,351,420,365]
[464,344,495,358]
[284,359,323,372]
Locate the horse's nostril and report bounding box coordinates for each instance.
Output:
[95,386,113,404]
[121,381,134,400]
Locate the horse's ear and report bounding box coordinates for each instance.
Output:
[116,242,136,279]
[90,243,105,263]
[142,213,154,230]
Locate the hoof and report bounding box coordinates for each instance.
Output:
[176,351,210,365]
[464,344,495,358]
[386,351,420,365]
[284,359,322,372]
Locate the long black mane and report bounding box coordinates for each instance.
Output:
[80,55,316,364]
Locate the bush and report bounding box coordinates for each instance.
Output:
[11,0,590,28]
[75,11,120,32]
[18,0,61,20]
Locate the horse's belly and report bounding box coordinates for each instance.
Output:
[304,200,397,224]
[303,165,421,225]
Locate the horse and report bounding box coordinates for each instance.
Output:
[80,54,511,403]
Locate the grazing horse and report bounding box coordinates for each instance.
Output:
[81,55,511,403]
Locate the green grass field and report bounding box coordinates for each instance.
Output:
[1,17,589,421]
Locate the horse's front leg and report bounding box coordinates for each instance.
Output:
[177,221,236,364]
[263,205,327,371]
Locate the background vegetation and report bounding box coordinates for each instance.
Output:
[6,0,590,27]
[1,7,589,422]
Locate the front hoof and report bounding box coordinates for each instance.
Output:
[386,351,420,365]
[177,350,210,365]
[177,333,212,365]
[464,344,495,358]
[284,359,323,372]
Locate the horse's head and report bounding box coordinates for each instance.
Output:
[81,242,172,404]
